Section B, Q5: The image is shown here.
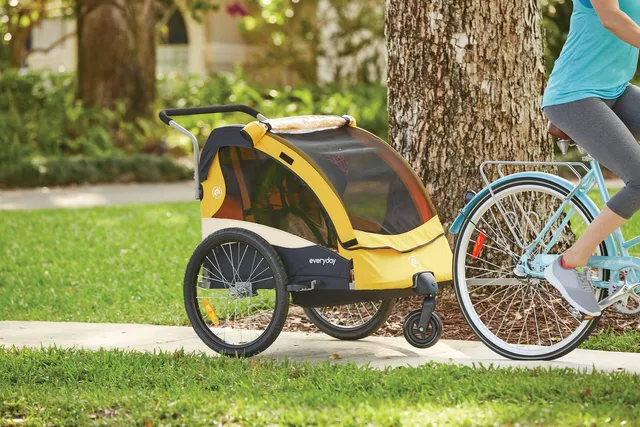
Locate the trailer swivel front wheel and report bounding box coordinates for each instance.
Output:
[403,311,443,349]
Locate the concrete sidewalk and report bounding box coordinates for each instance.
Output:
[0,182,194,211]
[1,321,638,373]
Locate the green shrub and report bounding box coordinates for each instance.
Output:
[157,71,388,142]
[0,155,192,188]
[0,70,163,165]
[1,69,388,188]
[2,69,387,160]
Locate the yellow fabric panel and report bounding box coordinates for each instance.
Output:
[347,235,453,290]
[200,154,226,218]
[253,134,357,245]
[338,216,453,290]
[352,216,446,252]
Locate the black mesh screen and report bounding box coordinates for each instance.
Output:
[213,147,338,248]
[280,127,435,235]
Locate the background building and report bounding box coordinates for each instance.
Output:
[27,8,248,75]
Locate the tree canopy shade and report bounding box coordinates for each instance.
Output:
[386,0,553,229]
[1,1,579,122]
[0,0,74,69]
[75,0,227,121]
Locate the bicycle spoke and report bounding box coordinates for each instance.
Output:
[456,183,603,357]
[313,301,384,330]
[194,240,279,348]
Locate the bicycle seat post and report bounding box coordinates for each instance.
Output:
[556,140,570,156]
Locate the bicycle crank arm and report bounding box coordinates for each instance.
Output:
[598,281,640,311]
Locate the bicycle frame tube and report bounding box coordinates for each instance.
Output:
[588,256,640,271]
[521,167,598,257]
[590,160,627,253]
[588,159,640,284]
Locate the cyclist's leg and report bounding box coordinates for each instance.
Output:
[613,84,640,138]
[543,98,640,315]
[544,97,640,233]
[544,98,640,221]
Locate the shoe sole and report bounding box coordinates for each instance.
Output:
[543,265,601,317]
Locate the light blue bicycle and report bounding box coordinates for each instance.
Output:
[450,135,640,360]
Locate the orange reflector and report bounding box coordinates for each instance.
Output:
[202,298,220,327]
[472,232,486,259]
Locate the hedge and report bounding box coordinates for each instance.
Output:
[0,155,193,189]
[1,69,388,188]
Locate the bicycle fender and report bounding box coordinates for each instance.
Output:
[448,172,616,256]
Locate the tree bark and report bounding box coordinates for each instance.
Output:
[385,0,551,230]
[77,0,157,120]
[8,26,30,69]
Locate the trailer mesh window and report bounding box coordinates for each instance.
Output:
[282,127,435,235]
[214,147,339,248]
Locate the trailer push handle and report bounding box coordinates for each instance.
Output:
[158,105,267,200]
[159,104,267,125]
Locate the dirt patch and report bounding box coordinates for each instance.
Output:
[282,285,640,340]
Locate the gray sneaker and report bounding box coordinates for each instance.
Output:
[543,258,601,317]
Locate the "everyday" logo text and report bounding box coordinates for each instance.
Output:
[309,258,336,266]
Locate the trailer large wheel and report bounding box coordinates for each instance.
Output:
[184,228,289,357]
[303,300,395,340]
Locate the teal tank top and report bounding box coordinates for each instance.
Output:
[542,0,640,108]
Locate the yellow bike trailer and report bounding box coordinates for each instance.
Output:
[160,105,453,356]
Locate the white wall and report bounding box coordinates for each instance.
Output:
[201,12,247,73]
[28,18,77,72]
[27,11,249,75]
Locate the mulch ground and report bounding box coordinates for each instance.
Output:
[283,285,640,340]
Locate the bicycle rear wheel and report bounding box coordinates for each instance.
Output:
[453,177,607,360]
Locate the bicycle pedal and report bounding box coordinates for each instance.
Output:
[569,308,595,321]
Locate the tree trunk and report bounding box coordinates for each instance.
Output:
[385,0,551,231]
[9,26,31,69]
[77,0,157,120]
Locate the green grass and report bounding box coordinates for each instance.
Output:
[2,347,640,426]
[3,194,640,425]
[0,202,201,325]
[582,329,640,353]
[588,189,640,254]
[587,188,640,246]
[2,198,640,352]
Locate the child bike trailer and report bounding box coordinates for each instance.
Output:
[159,105,453,356]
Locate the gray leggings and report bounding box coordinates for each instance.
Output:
[544,85,640,219]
